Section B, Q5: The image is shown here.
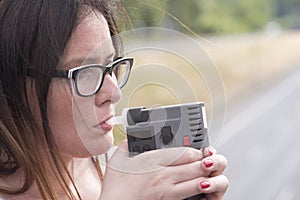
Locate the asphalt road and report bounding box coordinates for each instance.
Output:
[217,66,300,200]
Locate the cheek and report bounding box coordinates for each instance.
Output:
[47,80,73,131]
[47,80,114,157]
[47,80,91,156]
[71,94,115,155]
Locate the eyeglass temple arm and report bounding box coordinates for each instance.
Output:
[54,70,69,77]
[26,68,69,78]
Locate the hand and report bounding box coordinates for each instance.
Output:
[99,140,228,200]
[197,147,229,200]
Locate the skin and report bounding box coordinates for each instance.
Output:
[1,10,228,200]
[101,142,228,200]
[48,10,120,159]
[47,10,119,199]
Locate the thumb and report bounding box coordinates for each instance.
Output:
[113,139,129,157]
[107,140,129,169]
[118,139,129,151]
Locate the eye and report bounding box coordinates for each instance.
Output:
[78,67,99,80]
[76,67,103,95]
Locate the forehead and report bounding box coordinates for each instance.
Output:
[59,11,115,69]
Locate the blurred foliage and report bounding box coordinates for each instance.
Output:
[167,0,273,33]
[121,0,300,34]
[274,0,300,29]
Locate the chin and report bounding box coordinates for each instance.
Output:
[72,123,115,156]
[100,131,115,153]
[85,130,115,156]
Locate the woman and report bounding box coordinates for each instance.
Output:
[0,1,228,199]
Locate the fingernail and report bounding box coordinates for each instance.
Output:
[208,149,214,156]
[200,180,210,189]
[203,159,213,168]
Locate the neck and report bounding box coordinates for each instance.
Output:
[0,157,102,200]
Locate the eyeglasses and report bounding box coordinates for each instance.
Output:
[26,57,133,97]
[54,57,133,97]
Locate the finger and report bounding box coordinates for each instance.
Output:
[168,147,204,166]
[203,146,217,157]
[107,140,130,170]
[205,191,226,200]
[201,154,227,176]
[168,154,227,184]
[170,176,207,199]
[119,139,129,150]
[171,175,228,199]
[112,139,129,157]
[139,147,204,167]
[199,175,229,195]
[168,161,206,183]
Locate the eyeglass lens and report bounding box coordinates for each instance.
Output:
[76,67,103,96]
[113,60,131,88]
[76,59,131,96]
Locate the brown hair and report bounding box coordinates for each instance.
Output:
[0,0,124,199]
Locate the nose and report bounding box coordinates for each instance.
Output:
[94,73,122,106]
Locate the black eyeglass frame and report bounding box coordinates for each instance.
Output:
[23,56,131,98]
[53,57,133,97]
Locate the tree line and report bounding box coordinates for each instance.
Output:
[121,0,300,34]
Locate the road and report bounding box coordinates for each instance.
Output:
[217,65,300,200]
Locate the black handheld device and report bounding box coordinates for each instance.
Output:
[125,102,209,200]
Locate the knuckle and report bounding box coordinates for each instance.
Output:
[183,148,202,161]
[222,175,230,190]
[210,154,227,169]
[214,175,229,192]
[219,154,228,163]
[217,154,228,168]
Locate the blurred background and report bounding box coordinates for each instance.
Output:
[113,0,300,199]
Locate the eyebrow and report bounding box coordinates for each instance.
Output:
[63,52,115,69]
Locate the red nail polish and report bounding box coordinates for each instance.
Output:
[208,150,214,156]
[200,181,210,189]
[203,159,213,168]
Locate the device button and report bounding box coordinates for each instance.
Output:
[161,126,173,145]
[183,135,190,146]
[133,145,141,153]
[143,145,151,152]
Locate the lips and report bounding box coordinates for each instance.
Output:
[96,116,114,133]
[99,120,113,132]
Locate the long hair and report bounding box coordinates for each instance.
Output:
[0,0,124,199]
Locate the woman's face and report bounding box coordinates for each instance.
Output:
[47,11,122,158]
